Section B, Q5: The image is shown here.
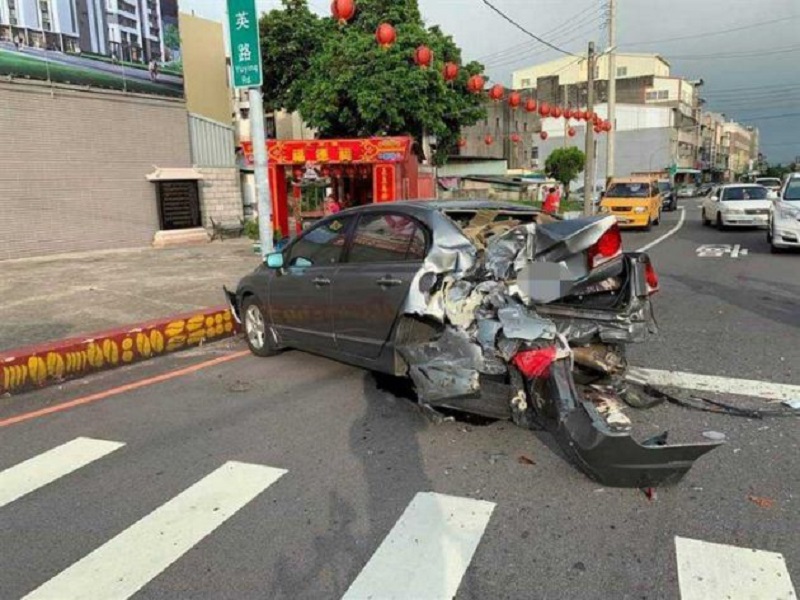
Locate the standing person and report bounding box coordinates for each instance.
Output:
[324,195,341,216]
[148,59,159,82]
[543,187,560,214]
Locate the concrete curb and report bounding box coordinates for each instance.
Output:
[0,306,239,396]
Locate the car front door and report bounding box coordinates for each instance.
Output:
[333,212,427,359]
[268,216,353,351]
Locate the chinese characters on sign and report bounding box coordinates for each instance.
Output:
[374,165,396,203]
[227,0,262,88]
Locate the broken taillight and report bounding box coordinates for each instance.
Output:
[513,346,558,379]
[587,224,622,270]
[645,260,660,295]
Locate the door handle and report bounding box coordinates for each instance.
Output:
[376,276,403,288]
[313,277,331,287]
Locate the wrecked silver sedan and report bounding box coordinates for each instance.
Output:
[226,200,720,487]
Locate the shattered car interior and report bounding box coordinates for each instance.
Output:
[228,201,722,489]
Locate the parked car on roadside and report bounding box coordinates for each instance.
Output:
[657,180,678,211]
[768,173,800,252]
[226,200,719,487]
[598,177,662,230]
[676,184,698,199]
[698,183,715,197]
[702,184,771,229]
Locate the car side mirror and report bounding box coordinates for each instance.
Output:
[599,191,605,199]
[710,196,718,202]
[768,191,778,199]
[265,252,285,269]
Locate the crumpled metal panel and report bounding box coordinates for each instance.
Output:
[399,329,483,402]
[498,304,557,341]
[535,215,617,260]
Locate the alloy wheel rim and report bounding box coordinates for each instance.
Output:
[245,305,266,349]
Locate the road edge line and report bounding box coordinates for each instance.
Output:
[637,207,685,252]
[0,350,250,428]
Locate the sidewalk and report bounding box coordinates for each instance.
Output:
[0,239,260,352]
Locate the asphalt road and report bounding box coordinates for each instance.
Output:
[1,201,797,600]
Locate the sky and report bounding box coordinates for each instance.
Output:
[182,0,800,163]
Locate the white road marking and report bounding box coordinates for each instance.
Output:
[637,207,685,252]
[675,536,796,600]
[627,367,800,402]
[731,244,741,258]
[342,492,495,600]
[0,438,124,509]
[23,461,287,600]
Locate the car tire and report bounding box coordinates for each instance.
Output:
[716,214,725,231]
[242,296,279,357]
[644,218,652,232]
[654,211,661,226]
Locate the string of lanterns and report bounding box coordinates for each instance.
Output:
[330,0,613,143]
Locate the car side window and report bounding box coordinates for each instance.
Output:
[287,217,352,267]
[347,214,428,264]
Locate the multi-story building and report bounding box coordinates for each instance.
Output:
[457,100,541,170]
[511,53,705,178]
[700,112,729,181]
[0,0,164,61]
[723,121,756,178]
[107,0,165,62]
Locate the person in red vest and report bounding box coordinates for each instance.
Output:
[543,187,561,214]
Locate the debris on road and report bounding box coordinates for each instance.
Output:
[747,495,775,510]
[517,455,536,466]
[702,431,727,442]
[783,399,800,410]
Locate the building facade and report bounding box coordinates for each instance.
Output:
[457,100,541,170]
[514,53,671,89]
[723,121,756,178]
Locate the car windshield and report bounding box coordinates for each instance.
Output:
[784,180,800,201]
[606,183,652,198]
[722,186,769,201]
[657,182,671,192]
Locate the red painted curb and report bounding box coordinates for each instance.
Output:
[0,306,240,396]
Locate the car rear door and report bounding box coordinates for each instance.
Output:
[268,216,353,351]
[333,212,427,359]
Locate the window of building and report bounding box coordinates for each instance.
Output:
[532,147,539,160]
[348,215,427,264]
[521,78,531,88]
[524,122,528,132]
[658,90,669,100]
[495,117,500,129]
[515,121,519,131]
[616,66,628,77]
[288,217,353,267]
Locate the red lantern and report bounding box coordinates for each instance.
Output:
[586,111,595,122]
[508,91,521,109]
[539,102,551,117]
[375,23,396,49]
[552,106,563,119]
[414,45,433,69]
[485,134,494,145]
[540,131,549,140]
[467,74,485,94]
[457,138,467,148]
[488,84,505,102]
[331,0,355,24]
[568,127,576,138]
[511,133,521,143]
[578,110,587,121]
[525,98,537,113]
[443,62,459,82]
[594,125,602,134]
[604,120,613,132]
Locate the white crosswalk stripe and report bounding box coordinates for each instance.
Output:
[342,492,496,600]
[23,461,287,600]
[0,437,124,509]
[676,536,797,600]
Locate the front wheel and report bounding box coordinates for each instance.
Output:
[643,218,652,232]
[716,214,725,231]
[702,209,710,226]
[242,297,279,357]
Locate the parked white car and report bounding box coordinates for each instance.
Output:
[702,184,771,229]
[768,174,800,252]
[755,177,782,195]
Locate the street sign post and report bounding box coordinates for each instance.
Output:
[227,0,263,89]
[226,0,273,256]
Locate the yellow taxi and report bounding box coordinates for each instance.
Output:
[600,177,662,230]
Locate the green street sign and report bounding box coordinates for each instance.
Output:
[227,0,262,89]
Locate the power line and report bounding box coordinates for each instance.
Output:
[732,112,800,121]
[703,81,800,95]
[480,0,579,57]
[670,45,800,60]
[620,15,799,47]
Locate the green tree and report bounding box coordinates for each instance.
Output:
[545,147,586,194]
[164,24,180,50]
[258,0,486,164]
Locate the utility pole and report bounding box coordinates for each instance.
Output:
[583,41,596,216]
[606,0,617,182]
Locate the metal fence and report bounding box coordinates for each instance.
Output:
[188,113,236,168]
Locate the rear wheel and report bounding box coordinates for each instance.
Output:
[242,297,279,357]
[702,209,710,226]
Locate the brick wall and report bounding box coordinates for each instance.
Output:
[0,81,191,260]
[197,168,243,228]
